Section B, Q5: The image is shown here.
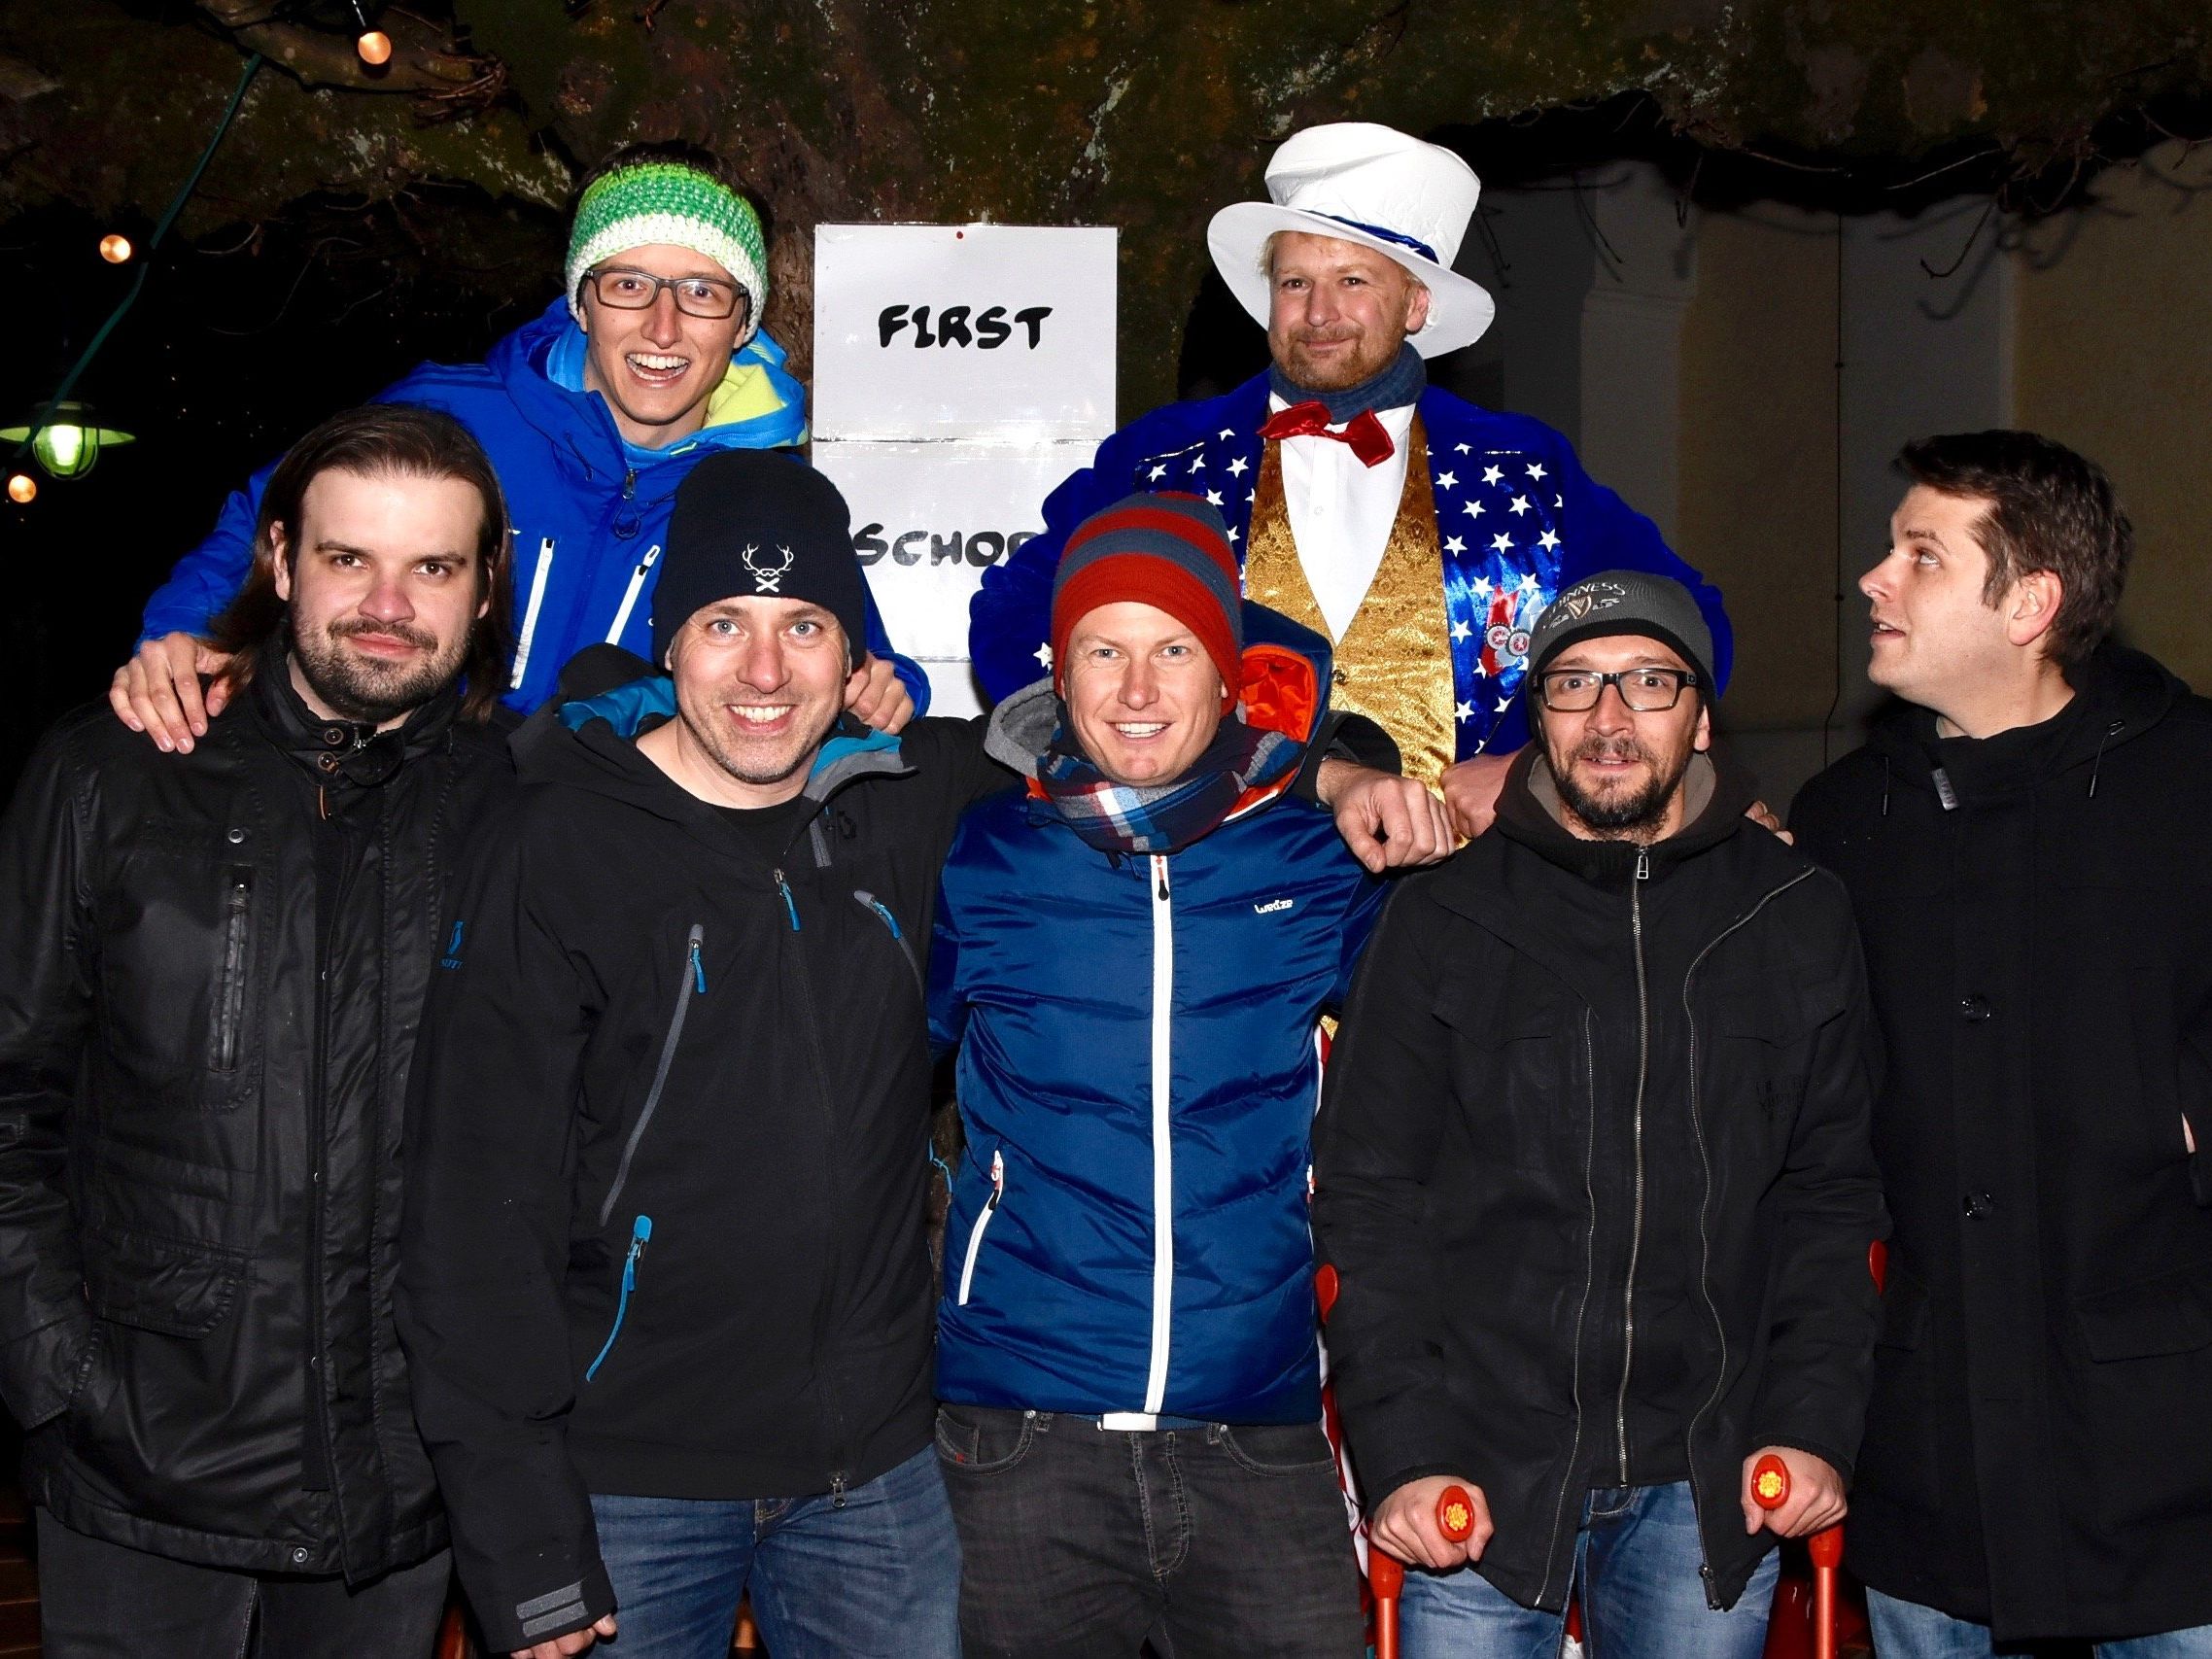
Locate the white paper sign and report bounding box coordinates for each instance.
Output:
[814,223,1117,714]
[813,224,1116,440]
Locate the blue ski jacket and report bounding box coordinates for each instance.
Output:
[930,613,1386,1425]
[141,297,926,716]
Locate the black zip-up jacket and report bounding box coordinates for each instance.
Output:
[1314,744,1886,1614]
[1792,645,2212,1642]
[0,653,513,1580]
[397,663,1013,1654]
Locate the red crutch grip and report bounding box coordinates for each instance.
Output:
[1435,1483,1476,1542]
[1752,1452,1791,1509]
[1370,1485,1477,1659]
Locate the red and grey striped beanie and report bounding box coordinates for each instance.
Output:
[1050,493,1243,710]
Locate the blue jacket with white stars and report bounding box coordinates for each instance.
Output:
[969,372,1730,759]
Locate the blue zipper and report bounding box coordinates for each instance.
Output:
[775,869,801,932]
[690,935,707,992]
[585,1214,653,1382]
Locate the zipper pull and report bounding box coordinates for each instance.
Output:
[1155,855,1170,902]
[1635,847,1650,881]
[624,1213,653,1280]
[774,870,801,932]
[830,1470,848,1510]
[987,1149,1004,1209]
[622,468,638,501]
[689,935,706,993]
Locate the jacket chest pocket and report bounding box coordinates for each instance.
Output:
[95,847,262,1110]
[1434,972,1580,1174]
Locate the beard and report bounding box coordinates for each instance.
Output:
[1276,329,1400,393]
[1548,732,1695,838]
[291,616,467,725]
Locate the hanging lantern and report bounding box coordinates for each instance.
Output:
[6,473,35,504]
[0,402,138,481]
[99,233,134,264]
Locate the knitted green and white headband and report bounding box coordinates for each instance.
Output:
[565,162,768,344]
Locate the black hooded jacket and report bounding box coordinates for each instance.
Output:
[396,661,1013,1654]
[1791,644,2212,1642]
[0,649,514,1580]
[1315,743,1885,1615]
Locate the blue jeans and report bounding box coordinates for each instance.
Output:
[1400,1480,1779,1659]
[588,1446,961,1659]
[1867,1589,2212,1657]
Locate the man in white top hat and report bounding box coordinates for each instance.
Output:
[971,121,1730,833]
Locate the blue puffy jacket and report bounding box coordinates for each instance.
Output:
[929,616,1385,1425]
[140,297,926,716]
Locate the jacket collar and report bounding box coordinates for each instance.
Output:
[244,628,457,793]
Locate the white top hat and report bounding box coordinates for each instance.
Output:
[1207,122,1495,359]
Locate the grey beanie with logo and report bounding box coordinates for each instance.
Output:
[1525,570,1716,694]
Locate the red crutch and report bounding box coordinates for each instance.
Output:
[1751,1454,1845,1659]
[1368,1482,1478,1659]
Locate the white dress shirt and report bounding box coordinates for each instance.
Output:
[1268,393,1418,643]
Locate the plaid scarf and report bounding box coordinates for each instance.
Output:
[1037,712,1301,856]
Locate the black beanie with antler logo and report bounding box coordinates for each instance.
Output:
[650,449,871,670]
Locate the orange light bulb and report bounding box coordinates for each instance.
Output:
[7,473,36,505]
[99,233,133,264]
[357,29,393,64]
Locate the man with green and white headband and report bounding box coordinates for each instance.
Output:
[112,139,927,738]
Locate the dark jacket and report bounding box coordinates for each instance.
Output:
[0,656,514,1580]
[1315,745,1885,1615]
[1791,643,2212,1642]
[397,660,1013,1655]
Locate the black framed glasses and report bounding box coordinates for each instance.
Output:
[584,266,747,321]
[1536,667,1700,712]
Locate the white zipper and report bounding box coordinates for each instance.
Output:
[510,536,555,690]
[955,1150,1004,1306]
[1143,854,1176,1414]
[605,543,662,645]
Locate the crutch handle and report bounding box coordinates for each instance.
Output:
[1752,1452,1791,1509]
[1435,1484,1476,1542]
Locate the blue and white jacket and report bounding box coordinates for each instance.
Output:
[929,616,1385,1425]
[969,372,1727,757]
[140,297,925,716]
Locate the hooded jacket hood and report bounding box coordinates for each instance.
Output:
[1859,641,2184,811]
[1493,737,1761,886]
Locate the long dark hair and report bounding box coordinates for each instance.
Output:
[208,404,515,721]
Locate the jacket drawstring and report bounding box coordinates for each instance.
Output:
[2088,719,2122,799]
[1880,756,1891,818]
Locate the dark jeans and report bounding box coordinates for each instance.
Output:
[34,1507,451,1659]
[935,1402,1364,1659]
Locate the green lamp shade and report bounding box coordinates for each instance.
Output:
[1,403,135,479]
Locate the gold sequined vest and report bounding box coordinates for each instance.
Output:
[1241,419,1457,792]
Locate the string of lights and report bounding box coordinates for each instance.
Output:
[5,50,267,505]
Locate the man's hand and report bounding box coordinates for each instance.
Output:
[109,633,235,754]
[513,1613,618,1658]
[1369,1476,1494,1572]
[1316,761,1453,872]
[1439,751,1515,840]
[1745,799,1795,846]
[845,654,916,734]
[1741,1447,1846,1538]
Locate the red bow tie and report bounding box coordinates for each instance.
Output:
[1257,401,1395,467]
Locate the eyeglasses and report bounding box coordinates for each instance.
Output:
[1536,668,1700,712]
[584,266,747,321]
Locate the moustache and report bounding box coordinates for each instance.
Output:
[329,617,436,651]
[1572,736,1654,768]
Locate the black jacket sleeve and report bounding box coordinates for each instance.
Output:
[1309,881,1468,1505]
[397,806,613,1653]
[0,723,98,1431]
[1745,884,1889,1481]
